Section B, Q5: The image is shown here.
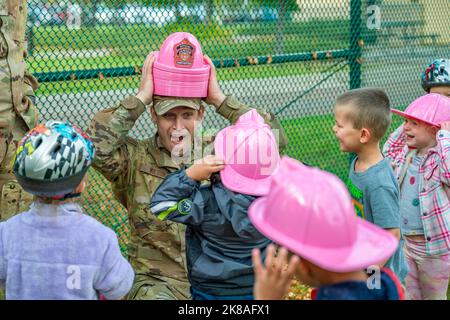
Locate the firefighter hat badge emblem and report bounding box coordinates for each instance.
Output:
[174,38,195,68]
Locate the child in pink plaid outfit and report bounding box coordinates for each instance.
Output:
[383,93,450,300]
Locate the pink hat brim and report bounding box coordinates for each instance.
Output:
[391,109,440,128]
[219,167,274,196]
[249,197,399,272]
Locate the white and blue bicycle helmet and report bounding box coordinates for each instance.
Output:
[422,59,450,92]
[13,121,95,198]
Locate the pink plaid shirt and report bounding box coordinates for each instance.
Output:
[383,125,450,255]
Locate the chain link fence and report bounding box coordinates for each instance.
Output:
[26,0,450,253]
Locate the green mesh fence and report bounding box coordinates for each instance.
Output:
[26,0,450,254]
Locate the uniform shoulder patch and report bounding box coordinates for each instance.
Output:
[178,198,193,215]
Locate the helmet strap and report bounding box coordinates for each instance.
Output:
[63,192,82,200]
[51,192,81,201]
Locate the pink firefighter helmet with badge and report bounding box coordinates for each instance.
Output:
[152,32,210,98]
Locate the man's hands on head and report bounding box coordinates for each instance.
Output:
[136,53,155,106]
[203,55,226,108]
[135,54,227,109]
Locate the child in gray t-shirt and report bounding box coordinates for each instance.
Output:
[347,157,408,281]
[333,88,409,282]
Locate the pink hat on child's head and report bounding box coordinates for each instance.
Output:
[391,93,450,127]
[152,32,210,98]
[214,109,280,196]
[248,156,399,272]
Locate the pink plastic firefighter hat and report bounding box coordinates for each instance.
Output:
[392,93,450,127]
[152,32,210,98]
[214,109,280,196]
[248,157,399,272]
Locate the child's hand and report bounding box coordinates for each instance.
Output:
[186,155,225,181]
[252,244,300,300]
[439,121,450,132]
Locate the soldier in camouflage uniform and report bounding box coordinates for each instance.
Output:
[0,0,39,222]
[87,53,288,300]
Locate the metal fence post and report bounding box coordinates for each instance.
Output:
[276,0,286,55]
[349,0,362,89]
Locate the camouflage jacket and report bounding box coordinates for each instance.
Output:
[0,0,39,220]
[87,95,288,282]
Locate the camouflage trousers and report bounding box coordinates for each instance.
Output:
[0,173,33,221]
[127,274,191,300]
[125,242,191,300]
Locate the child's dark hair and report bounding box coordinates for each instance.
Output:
[336,88,391,140]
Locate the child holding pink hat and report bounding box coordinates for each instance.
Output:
[383,93,450,300]
[149,109,281,300]
[250,157,404,300]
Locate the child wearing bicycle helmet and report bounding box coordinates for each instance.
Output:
[422,59,450,97]
[0,121,134,299]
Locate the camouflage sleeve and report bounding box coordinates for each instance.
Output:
[215,95,289,152]
[23,69,38,104]
[87,96,145,184]
[0,107,14,167]
[0,1,39,167]
[18,69,39,130]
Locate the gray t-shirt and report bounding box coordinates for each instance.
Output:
[347,157,409,283]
